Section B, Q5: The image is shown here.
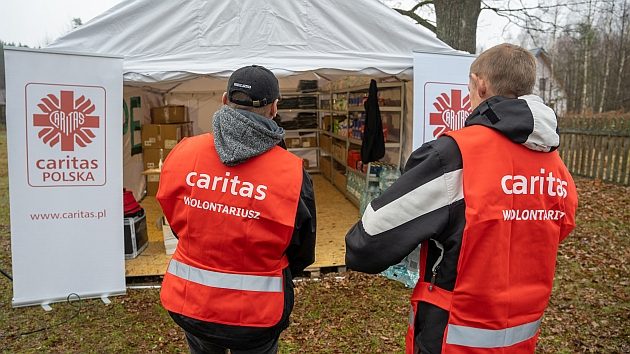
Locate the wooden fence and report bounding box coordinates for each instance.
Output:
[558,115,630,185]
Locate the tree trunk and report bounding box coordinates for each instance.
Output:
[615,1,628,109]
[433,0,481,54]
[599,10,614,113]
[580,1,593,113]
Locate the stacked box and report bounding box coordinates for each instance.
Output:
[320,156,332,178]
[142,124,183,149]
[151,105,188,124]
[146,172,160,196]
[143,148,172,170]
[333,169,347,190]
[320,134,332,154]
[332,141,345,163]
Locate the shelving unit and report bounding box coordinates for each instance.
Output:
[276,91,321,174]
[318,81,405,208]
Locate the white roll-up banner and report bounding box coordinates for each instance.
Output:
[5,48,125,307]
[412,52,476,150]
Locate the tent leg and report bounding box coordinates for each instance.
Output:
[41,303,52,311]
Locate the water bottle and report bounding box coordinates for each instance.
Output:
[379,165,401,192]
[403,245,421,287]
[381,263,411,286]
[360,182,380,215]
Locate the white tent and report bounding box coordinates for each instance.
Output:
[48,0,457,85]
[47,0,459,197]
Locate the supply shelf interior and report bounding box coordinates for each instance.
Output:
[276,91,321,174]
[318,81,405,209]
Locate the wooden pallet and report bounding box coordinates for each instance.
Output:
[300,265,347,279]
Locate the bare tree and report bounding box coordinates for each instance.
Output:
[598,1,615,113]
[614,0,629,109]
[389,0,592,53]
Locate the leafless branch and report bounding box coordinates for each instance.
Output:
[393,1,437,33]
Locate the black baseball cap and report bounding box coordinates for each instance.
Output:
[227,65,280,107]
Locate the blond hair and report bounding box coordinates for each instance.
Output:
[470,43,536,97]
[228,92,274,117]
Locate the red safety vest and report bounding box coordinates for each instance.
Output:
[157,134,303,327]
[406,125,577,353]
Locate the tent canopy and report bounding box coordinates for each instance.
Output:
[47,0,458,91]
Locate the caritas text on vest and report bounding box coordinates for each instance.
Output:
[501,168,569,198]
[185,171,268,200]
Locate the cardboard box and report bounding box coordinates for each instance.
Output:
[320,156,332,178]
[286,137,302,148]
[332,141,345,163]
[124,213,148,259]
[143,148,172,170]
[151,105,188,124]
[301,136,318,148]
[142,124,182,149]
[146,173,160,196]
[291,149,317,170]
[333,169,347,190]
[320,134,332,153]
[162,217,178,255]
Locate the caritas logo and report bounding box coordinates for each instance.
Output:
[425,83,472,139]
[26,84,106,187]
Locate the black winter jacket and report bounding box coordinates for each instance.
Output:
[346,95,562,353]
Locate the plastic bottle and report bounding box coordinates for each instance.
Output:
[381,263,411,286]
[379,165,401,192]
[403,245,421,287]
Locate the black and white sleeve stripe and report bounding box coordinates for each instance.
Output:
[345,136,463,274]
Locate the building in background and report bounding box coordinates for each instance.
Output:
[530,48,567,116]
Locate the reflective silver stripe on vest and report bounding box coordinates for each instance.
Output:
[167,259,282,292]
[446,318,542,348]
[408,305,415,326]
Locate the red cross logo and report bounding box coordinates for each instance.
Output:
[429,89,471,138]
[33,90,100,151]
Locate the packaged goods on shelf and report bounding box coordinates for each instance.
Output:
[277,97,299,109]
[358,162,401,215]
[297,96,317,109]
[346,169,366,202]
[296,112,317,129]
[347,150,361,170]
[298,80,318,92]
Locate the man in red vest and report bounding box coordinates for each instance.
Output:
[345,44,578,353]
[157,65,316,354]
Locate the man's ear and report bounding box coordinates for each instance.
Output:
[476,76,488,100]
[270,99,279,118]
[221,92,229,105]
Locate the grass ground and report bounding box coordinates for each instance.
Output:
[0,127,628,353]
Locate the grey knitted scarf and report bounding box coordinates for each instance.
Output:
[212,105,284,166]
